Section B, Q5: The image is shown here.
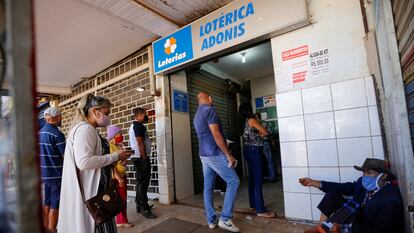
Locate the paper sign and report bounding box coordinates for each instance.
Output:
[276,45,330,90]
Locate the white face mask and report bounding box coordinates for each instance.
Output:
[95,111,111,127]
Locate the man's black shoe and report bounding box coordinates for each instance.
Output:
[142,209,157,219]
[137,204,154,213]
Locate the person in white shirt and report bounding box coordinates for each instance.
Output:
[128,107,156,219]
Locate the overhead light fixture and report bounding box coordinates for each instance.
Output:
[241,52,246,63]
[136,87,145,92]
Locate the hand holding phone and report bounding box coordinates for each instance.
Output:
[119,150,133,161]
[123,146,135,153]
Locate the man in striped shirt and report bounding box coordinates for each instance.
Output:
[38,107,65,233]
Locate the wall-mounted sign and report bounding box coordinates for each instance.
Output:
[276,44,330,91]
[172,90,189,113]
[152,0,309,74]
[255,95,276,109]
[153,26,194,74]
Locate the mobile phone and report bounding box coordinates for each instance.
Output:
[123,147,134,153]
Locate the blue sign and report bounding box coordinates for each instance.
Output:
[255,97,264,109]
[153,26,194,74]
[173,90,189,113]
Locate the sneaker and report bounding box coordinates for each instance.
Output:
[208,219,219,229]
[218,219,240,232]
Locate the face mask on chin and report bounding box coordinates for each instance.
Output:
[95,111,111,127]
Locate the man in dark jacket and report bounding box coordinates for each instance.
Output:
[299,158,404,233]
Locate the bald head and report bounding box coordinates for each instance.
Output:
[197,92,213,105]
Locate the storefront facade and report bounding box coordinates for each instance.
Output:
[58,48,161,198]
[151,0,414,229]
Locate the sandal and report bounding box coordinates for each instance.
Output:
[257,212,276,218]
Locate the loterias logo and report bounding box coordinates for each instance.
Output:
[164,37,177,55]
[153,26,194,74]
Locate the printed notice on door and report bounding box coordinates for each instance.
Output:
[276,45,309,90]
[310,49,329,76]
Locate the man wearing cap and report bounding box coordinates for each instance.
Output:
[38,107,66,233]
[299,158,404,233]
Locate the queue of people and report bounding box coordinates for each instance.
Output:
[38,95,157,233]
[38,92,405,233]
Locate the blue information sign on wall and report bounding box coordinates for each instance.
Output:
[173,90,189,113]
[153,26,194,74]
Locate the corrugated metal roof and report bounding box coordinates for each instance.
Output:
[35,0,233,91]
[137,0,233,25]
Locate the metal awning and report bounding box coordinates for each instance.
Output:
[35,0,233,94]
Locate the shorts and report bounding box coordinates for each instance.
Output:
[43,181,61,209]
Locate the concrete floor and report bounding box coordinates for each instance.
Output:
[118,198,313,233]
[179,179,285,216]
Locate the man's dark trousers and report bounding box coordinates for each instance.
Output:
[132,157,151,211]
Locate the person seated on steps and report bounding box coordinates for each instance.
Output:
[299,158,404,233]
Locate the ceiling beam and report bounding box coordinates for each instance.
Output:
[132,0,183,27]
[37,85,71,95]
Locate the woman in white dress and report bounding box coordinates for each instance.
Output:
[58,94,132,233]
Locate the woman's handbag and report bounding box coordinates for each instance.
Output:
[71,124,124,224]
[81,181,124,224]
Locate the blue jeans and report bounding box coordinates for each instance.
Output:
[244,145,267,213]
[200,154,240,224]
[263,143,277,181]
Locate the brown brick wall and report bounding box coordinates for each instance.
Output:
[59,48,158,194]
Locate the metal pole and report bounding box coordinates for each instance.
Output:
[6,0,42,232]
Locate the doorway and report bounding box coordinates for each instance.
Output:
[177,41,285,216]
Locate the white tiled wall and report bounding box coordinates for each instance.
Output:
[331,78,367,110]
[337,137,373,166]
[278,76,384,221]
[278,116,306,142]
[334,108,371,138]
[302,85,333,114]
[304,112,336,140]
[307,140,338,166]
[284,192,313,220]
[276,90,303,117]
[280,142,308,166]
[372,136,385,159]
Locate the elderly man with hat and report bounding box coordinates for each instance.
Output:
[299,158,404,233]
[38,107,66,233]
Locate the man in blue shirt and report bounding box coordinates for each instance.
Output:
[300,158,404,233]
[194,92,240,232]
[38,107,66,232]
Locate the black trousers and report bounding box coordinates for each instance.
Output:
[132,158,151,211]
[318,192,346,218]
